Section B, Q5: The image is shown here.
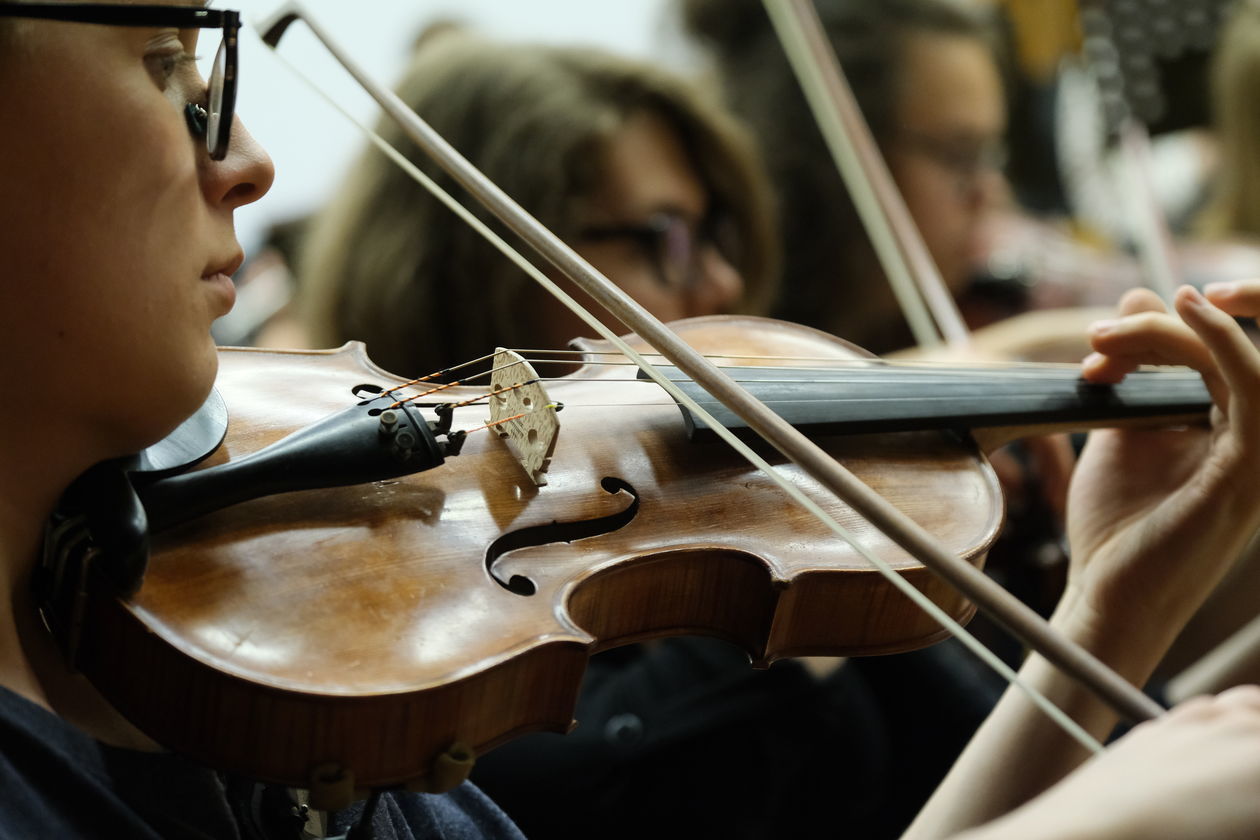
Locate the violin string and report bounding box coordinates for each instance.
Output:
[391,379,546,412]
[408,352,1204,385]
[514,347,1092,370]
[509,352,1199,380]
[515,373,1203,386]
[381,352,498,399]
[389,379,468,407]
[464,406,562,436]
[444,380,542,412]
[395,379,1102,406]
[416,396,1203,413]
[387,357,571,407]
[449,345,1202,382]
[269,33,1106,752]
[389,356,572,404]
[391,357,1202,414]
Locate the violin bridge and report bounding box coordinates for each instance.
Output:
[488,349,559,486]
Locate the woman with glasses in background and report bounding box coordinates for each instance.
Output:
[0,4,527,836]
[280,27,777,378]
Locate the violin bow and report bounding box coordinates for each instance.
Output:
[762,0,971,349]
[257,2,1163,736]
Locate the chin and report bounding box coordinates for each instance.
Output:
[172,342,221,424]
[120,343,220,457]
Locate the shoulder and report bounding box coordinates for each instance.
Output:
[331,782,526,840]
[0,686,237,839]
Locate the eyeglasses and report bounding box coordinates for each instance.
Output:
[0,3,239,160]
[894,127,1007,193]
[578,212,736,293]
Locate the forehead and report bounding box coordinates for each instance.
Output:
[589,109,708,220]
[895,32,1006,136]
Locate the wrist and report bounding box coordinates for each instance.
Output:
[1047,588,1176,688]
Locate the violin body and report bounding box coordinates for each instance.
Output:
[70,316,1001,798]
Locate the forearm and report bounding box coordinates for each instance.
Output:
[1167,612,1260,703]
[906,283,1260,839]
[901,595,1171,839]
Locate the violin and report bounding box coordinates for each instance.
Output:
[39,315,1209,807]
[28,1,1206,812]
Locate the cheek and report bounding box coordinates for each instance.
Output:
[892,160,973,281]
[575,245,688,324]
[0,91,215,452]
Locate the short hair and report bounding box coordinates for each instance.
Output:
[299,32,778,377]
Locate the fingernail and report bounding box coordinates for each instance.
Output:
[1082,351,1105,369]
[1180,286,1206,307]
[1088,319,1117,335]
[1205,281,1238,297]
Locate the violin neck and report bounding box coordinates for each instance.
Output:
[661,364,1210,450]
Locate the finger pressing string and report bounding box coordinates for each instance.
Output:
[1176,286,1259,436]
[1084,311,1215,384]
[1081,351,1139,385]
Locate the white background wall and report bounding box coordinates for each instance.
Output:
[228,1,689,256]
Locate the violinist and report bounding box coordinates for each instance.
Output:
[0,4,521,836]
[4,2,1260,840]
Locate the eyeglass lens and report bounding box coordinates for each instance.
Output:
[206,40,226,156]
[658,217,696,290]
[193,31,229,158]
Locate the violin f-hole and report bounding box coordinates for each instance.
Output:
[484,476,641,596]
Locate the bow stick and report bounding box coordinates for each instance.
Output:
[258,2,1163,731]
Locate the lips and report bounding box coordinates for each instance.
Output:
[202,251,245,317]
[203,251,245,281]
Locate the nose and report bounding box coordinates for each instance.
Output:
[203,116,275,210]
[964,166,1006,213]
[687,245,744,316]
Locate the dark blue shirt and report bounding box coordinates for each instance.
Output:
[0,686,524,840]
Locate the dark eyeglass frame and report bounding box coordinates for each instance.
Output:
[580,212,732,293]
[0,3,239,160]
[893,127,1008,188]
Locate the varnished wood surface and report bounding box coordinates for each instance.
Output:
[79,316,1001,793]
